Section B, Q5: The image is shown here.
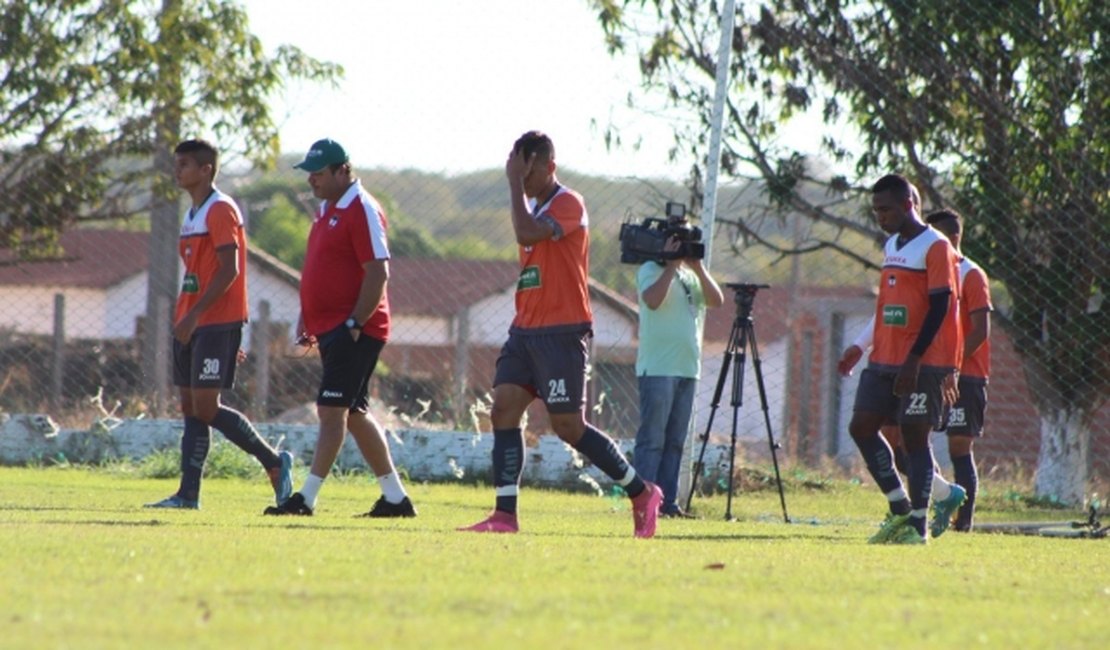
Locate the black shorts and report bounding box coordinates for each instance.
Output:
[493,330,589,414]
[942,377,987,437]
[853,367,947,430]
[173,327,241,389]
[316,324,385,413]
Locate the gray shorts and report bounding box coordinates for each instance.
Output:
[493,330,589,414]
[173,327,241,389]
[942,377,987,437]
[853,367,947,430]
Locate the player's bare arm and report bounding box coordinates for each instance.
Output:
[505,148,554,246]
[686,257,725,308]
[640,239,682,310]
[964,309,990,360]
[173,245,239,344]
[345,259,389,342]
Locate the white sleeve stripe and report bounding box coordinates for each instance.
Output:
[359,194,390,259]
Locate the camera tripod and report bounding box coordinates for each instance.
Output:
[686,283,790,522]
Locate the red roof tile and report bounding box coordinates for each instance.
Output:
[0,230,150,289]
[387,258,521,316]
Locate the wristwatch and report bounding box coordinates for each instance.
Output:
[344,316,362,330]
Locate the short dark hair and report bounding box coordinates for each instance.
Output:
[871,173,913,201]
[925,208,962,234]
[513,130,554,162]
[174,139,219,177]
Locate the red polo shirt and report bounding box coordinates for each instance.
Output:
[300,180,391,341]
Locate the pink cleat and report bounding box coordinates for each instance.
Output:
[632,482,663,539]
[457,510,519,534]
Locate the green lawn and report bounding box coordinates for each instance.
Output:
[0,466,1106,649]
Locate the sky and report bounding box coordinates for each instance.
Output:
[241,0,693,179]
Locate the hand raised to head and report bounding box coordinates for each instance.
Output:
[505,146,535,183]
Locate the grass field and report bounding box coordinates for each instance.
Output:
[0,466,1107,649]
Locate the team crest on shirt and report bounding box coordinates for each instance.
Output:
[517,266,541,290]
[328,215,339,228]
[883,305,908,326]
[887,275,896,287]
[182,273,199,294]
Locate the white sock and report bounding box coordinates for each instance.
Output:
[885,487,909,503]
[301,473,326,508]
[377,472,408,503]
[932,473,952,500]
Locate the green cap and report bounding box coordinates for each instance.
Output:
[293,138,349,172]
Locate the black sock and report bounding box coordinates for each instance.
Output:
[492,428,524,514]
[854,433,908,513]
[179,416,210,502]
[907,446,934,536]
[573,425,645,498]
[892,446,911,477]
[210,406,279,469]
[952,453,978,531]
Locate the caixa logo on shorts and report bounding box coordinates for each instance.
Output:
[322,390,344,399]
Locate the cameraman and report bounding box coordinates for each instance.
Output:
[633,231,723,518]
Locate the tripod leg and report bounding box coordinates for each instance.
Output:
[724,323,749,521]
[687,314,748,515]
[685,347,734,512]
[747,323,790,523]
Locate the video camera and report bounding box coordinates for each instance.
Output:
[619,201,706,265]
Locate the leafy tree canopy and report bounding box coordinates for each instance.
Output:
[594,0,1108,502]
[0,0,341,258]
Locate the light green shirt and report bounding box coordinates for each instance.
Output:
[636,262,706,378]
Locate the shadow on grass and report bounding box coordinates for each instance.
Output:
[36,518,170,527]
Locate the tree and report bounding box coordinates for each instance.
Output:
[2,0,340,412]
[594,0,1108,503]
[248,193,310,269]
[1,0,340,250]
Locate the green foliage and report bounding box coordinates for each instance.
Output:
[248,193,310,268]
[390,224,445,259]
[0,0,341,257]
[593,0,1108,501]
[136,440,266,481]
[439,235,514,261]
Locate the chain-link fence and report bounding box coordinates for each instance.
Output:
[2,161,1106,494]
[1,0,1106,504]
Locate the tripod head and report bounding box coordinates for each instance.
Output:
[724,282,770,318]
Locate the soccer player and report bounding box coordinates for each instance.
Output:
[264,138,415,518]
[146,138,293,510]
[839,207,990,537]
[924,208,992,533]
[458,130,663,537]
[840,326,968,538]
[846,174,961,544]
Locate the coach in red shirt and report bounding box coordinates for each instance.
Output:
[265,138,416,518]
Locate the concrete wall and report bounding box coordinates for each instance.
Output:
[0,413,731,491]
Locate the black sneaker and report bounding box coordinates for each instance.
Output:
[263,491,313,516]
[359,495,417,518]
[661,506,697,519]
